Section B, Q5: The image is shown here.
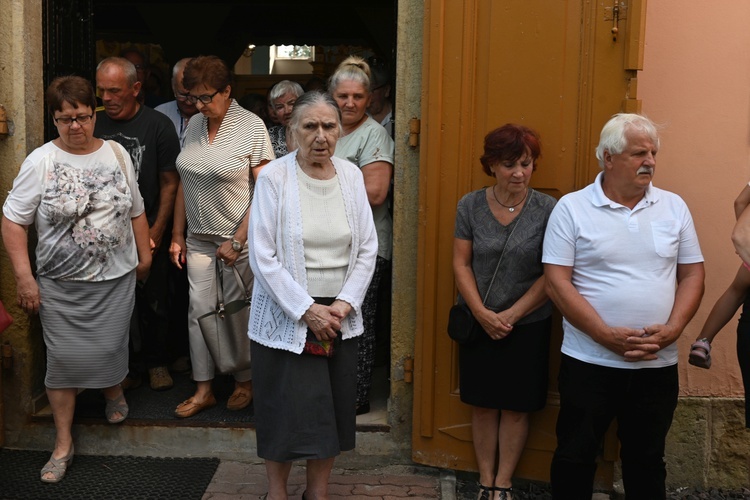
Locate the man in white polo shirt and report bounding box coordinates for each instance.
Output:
[542,113,705,499]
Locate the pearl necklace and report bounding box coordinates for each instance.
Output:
[492,186,528,212]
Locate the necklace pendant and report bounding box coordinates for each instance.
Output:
[508,207,515,212]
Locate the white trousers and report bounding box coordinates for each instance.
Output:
[186,232,253,382]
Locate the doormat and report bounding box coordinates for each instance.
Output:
[0,449,219,500]
[72,372,255,425]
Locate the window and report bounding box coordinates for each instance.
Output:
[273,45,313,60]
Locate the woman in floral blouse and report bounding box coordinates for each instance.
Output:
[2,76,151,483]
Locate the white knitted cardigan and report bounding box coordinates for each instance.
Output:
[248,152,378,354]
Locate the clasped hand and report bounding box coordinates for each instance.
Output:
[302,301,352,341]
[477,307,516,340]
[605,324,678,361]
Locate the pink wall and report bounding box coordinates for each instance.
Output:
[640,1,750,396]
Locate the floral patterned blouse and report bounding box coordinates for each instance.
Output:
[2,141,145,281]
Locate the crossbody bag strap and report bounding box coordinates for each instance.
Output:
[480,189,535,307]
[107,140,129,184]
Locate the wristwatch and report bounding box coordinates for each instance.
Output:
[231,237,243,252]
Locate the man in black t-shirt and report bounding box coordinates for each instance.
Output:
[95,57,181,392]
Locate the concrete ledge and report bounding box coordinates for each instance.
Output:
[439,468,456,500]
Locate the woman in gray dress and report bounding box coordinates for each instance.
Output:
[452,124,555,500]
[2,76,151,483]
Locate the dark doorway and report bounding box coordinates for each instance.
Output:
[40,0,398,429]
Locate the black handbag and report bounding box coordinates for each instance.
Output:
[447,302,479,344]
[197,260,253,374]
[447,213,521,344]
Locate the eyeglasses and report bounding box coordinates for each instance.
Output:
[175,93,189,102]
[184,89,221,104]
[54,114,94,126]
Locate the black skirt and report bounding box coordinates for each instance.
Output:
[251,330,358,462]
[459,317,551,412]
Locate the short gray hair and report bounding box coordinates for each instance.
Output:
[171,58,192,87]
[595,113,660,168]
[268,80,304,104]
[288,91,343,138]
[96,57,138,87]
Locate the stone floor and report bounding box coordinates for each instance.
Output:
[203,461,443,499]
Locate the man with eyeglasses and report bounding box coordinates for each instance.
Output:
[154,58,198,377]
[95,56,181,393]
[155,58,198,148]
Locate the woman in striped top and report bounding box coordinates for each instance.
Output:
[169,56,274,418]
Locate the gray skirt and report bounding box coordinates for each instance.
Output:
[38,272,134,389]
[251,336,358,462]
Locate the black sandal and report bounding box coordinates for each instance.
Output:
[497,486,513,500]
[478,483,496,500]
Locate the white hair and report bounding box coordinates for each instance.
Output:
[595,113,660,168]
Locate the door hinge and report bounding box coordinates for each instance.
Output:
[403,356,414,383]
[409,118,421,148]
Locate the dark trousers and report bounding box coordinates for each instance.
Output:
[131,241,171,370]
[550,354,678,500]
[737,309,750,428]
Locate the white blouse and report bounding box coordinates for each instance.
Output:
[3,140,145,281]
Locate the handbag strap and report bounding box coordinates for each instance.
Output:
[107,140,129,184]
[214,259,252,312]
[480,191,532,306]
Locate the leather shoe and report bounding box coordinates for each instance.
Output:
[226,382,253,411]
[148,366,174,391]
[174,394,217,418]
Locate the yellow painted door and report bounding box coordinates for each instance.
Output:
[412,0,646,484]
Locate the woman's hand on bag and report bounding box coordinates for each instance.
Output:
[216,240,240,267]
[169,236,187,269]
[16,274,40,315]
[302,303,341,341]
[477,307,514,340]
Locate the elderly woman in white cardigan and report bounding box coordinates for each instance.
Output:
[248,91,377,500]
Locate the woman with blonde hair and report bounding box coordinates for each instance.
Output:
[328,55,395,415]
